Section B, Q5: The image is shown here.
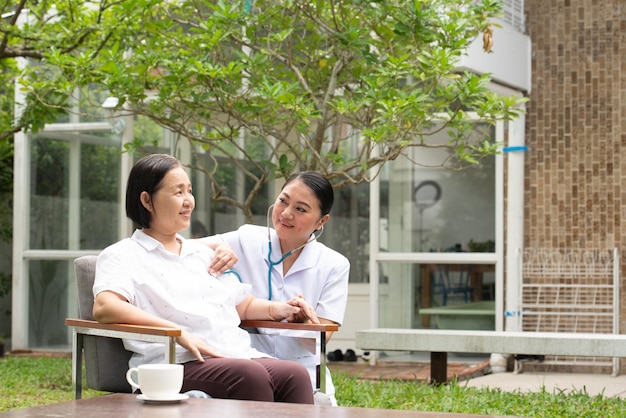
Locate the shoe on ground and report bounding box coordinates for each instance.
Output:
[327,349,344,361]
[344,349,357,362]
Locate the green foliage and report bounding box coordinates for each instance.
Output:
[1,0,527,219]
[0,60,19,143]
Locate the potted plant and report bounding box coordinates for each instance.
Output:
[467,239,495,252]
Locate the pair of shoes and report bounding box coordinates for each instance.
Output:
[328,348,358,362]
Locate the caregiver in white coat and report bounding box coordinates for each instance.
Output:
[200,171,350,405]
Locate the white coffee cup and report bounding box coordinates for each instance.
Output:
[126,364,184,400]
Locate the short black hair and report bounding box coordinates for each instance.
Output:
[126,154,181,228]
[283,171,334,216]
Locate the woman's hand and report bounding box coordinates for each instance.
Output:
[208,242,238,275]
[283,295,320,324]
[238,295,319,324]
[175,330,225,362]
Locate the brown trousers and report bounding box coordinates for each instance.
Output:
[181,357,314,404]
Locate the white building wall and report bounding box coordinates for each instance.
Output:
[457,21,532,93]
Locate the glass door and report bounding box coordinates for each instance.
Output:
[371,116,503,334]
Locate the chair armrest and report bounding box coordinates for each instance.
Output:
[65,318,181,360]
[65,318,181,337]
[240,320,338,333]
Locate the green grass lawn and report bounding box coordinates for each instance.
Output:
[333,373,625,417]
[1,355,624,417]
[0,355,104,411]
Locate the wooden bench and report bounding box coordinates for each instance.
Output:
[355,328,626,384]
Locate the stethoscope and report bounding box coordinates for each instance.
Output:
[265,204,324,300]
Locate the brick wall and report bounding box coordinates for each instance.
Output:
[524,0,626,345]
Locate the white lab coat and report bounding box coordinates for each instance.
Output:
[217,224,350,403]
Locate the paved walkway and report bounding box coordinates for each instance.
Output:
[463,371,626,398]
[328,359,626,398]
[328,359,490,383]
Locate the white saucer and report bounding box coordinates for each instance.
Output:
[137,393,189,404]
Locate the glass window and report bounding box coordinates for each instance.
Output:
[378,262,419,329]
[378,262,496,331]
[29,134,121,250]
[79,143,121,249]
[320,183,369,283]
[27,259,74,349]
[376,121,498,331]
[380,123,496,254]
[29,136,71,250]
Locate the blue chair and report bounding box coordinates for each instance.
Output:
[432,264,474,306]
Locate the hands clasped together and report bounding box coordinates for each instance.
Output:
[177,295,319,362]
[283,295,319,324]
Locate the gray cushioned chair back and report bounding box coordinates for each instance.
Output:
[74,255,132,393]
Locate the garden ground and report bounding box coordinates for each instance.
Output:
[329,357,626,398]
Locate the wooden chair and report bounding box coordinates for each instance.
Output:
[65,255,337,399]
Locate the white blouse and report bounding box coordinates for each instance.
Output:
[93,229,268,368]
